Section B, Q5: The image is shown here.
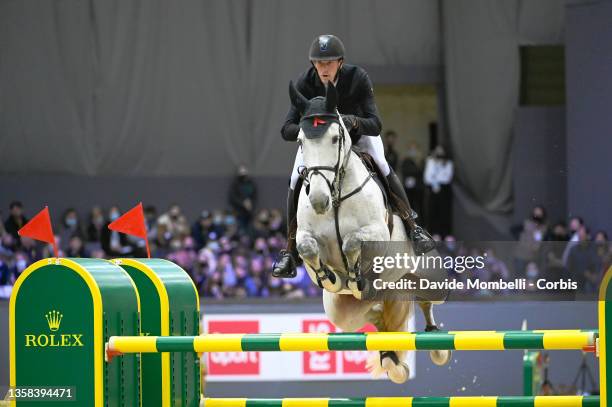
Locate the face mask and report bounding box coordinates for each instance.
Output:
[93,216,104,226]
[110,212,120,221]
[66,218,77,227]
[16,259,27,271]
[526,268,538,279]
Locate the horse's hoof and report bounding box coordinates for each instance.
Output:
[347,279,362,295]
[430,349,451,366]
[320,273,342,293]
[382,356,409,384]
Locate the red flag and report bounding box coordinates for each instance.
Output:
[18,206,58,257]
[108,202,150,258]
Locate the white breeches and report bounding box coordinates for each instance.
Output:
[290,135,390,189]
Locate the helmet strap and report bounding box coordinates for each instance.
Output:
[333,59,344,83]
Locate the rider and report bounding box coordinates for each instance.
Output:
[272,34,435,278]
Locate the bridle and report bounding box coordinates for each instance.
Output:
[298,113,372,210]
[298,112,373,274]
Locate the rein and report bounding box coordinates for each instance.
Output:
[299,117,373,274]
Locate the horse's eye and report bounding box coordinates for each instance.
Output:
[297,139,303,146]
[332,135,339,144]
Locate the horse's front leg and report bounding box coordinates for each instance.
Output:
[297,231,342,292]
[342,226,380,299]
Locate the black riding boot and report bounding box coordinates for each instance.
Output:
[272,187,299,278]
[386,169,436,254]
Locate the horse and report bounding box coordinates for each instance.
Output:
[288,81,451,383]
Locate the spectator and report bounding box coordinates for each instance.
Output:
[568,216,585,242]
[268,209,284,236]
[544,221,568,242]
[224,213,239,240]
[20,237,42,264]
[566,226,601,293]
[484,249,510,282]
[0,210,7,237]
[423,146,454,236]
[228,165,257,232]
[144,205,159,248]
[595,231,610,276]
[209,210,227,238]
[541,222,570,280]
[66,236,88,258]
[101,206,134,256]
[383,130,399,171]
[513,206,548,275]
[13,250,30,279]
[168,236,198,273]
[192,210,213,249]
[0,233,16,254]
[252,209,272,238]
[0,257,12,286]
[563,216,586,265]
[157,204,190,248]
[41,235,64,258]
[400,141,424,217]
[4,201,27,246]
[86,206,106,243]
[524,261,541,290]
[59,208,84,251]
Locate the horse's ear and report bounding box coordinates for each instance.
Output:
[325,82,338,113]
[289,81,308,114]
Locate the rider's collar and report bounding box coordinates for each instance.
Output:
[299,113,340,139]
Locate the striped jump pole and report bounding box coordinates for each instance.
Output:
[201,396,601,407]
[106,330,596,359]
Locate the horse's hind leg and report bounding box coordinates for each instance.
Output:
[366,301,412,384]
[418,301,451,366]
[322,290,372,332]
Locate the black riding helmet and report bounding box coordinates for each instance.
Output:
[309,34,345,61]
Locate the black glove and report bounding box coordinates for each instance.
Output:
[341,114,358,131]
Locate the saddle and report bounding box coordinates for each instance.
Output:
[353,148,413,236]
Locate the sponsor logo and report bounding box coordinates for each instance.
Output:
[303,320,336,374]
[342,324,376,374]
[207,320,260,375]
[24,310,84,348]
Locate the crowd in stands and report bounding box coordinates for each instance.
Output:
[0,199,319,299]
[2,198,609,299]
[508,206,610,294]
